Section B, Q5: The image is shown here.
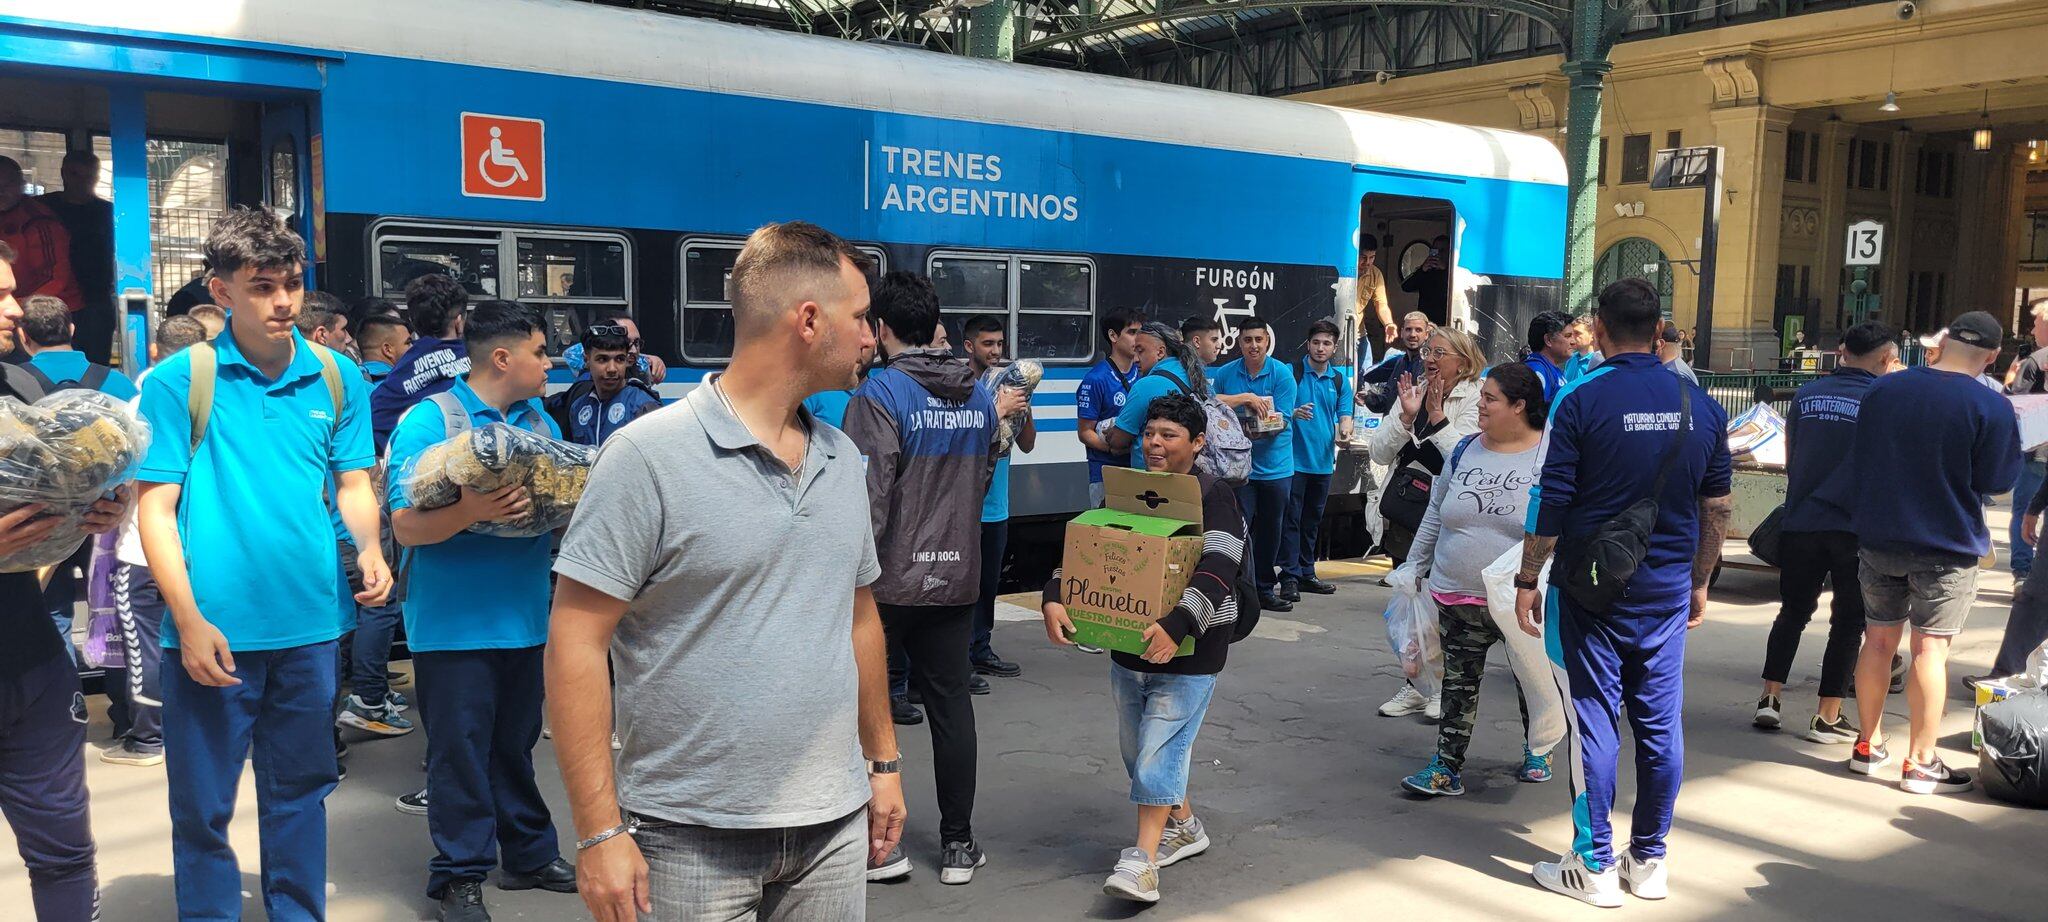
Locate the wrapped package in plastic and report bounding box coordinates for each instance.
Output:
[1978,689,2048,808]
[981,360,1043,458]
[404,422,597,538]
[0,390,151,573]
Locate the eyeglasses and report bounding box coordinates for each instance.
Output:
[1421,347,1455,359]
[586,324,641,349]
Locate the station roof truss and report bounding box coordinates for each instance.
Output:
[585,0,1889,96]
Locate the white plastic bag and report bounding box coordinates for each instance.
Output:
[1381,564,1442,697]
[404,422,596,538]
[1481,545,1568,756]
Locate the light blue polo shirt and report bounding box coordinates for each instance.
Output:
[1291,358,1353,477]
[1212,356,1299,482]
[1113,357,1195,470]
[136,328,374,651]
[385,377,560,653]
[28,350,138,401]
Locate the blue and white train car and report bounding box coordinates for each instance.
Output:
[0,0,1565,561]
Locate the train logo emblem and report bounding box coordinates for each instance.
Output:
[461,113,546,201]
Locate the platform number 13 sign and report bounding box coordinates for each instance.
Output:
[1844,220,1884,267]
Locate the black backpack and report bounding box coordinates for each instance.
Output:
[1229,550,1261,643]
[1559,389,1692,613]
[19,361,112,395]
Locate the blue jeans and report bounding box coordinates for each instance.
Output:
[349,601,402,705]
[0,655,97,922]
[1280,472,1333,580]
[1110,664,1217,806]
[2011,459,2045,577]
[164,640,339,921]
[1234,478,1291,595]
[414,646,559,897]
[633,806,865,920]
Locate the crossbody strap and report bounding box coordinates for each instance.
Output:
[1647,388,1693,501]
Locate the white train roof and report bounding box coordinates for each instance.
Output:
[10,0,1567,185]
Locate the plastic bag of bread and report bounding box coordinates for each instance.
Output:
[981,359,1043,458]
[0,390,151,572]
[404,422,597,538]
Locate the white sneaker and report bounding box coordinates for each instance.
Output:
[1532,851,1623,909]
[1425,694,1442,721]
[1101,848,1159,903]
[1379,684,1430,717]
[1155,815,1210,868]
[1618,853,1668,900]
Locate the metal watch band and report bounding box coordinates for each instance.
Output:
[868,759,901,775]
[575,816,639,851]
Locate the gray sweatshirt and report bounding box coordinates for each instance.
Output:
[1409,435,1542,599]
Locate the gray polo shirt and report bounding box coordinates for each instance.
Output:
[554,382,881,829]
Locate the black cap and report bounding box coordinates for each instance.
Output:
[1660,323,1683,344]
[1946,311,2002,349]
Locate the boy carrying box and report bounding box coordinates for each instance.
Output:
[1040,393,1247,905]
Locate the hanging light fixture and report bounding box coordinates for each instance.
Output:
[1971,90,1994,152]
[1880,91,1902,113]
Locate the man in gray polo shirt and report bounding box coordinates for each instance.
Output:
[546,222,904,922]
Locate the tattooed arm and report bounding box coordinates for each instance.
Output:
[1512,533,1558,638]
[1688,494,1734,628]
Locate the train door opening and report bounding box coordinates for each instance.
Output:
[1360,193,1456,338]
[0,71,316,374]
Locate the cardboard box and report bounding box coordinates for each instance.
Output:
[1058,467,1204,658]
[1974,681,2017,751]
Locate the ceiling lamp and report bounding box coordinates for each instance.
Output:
[1879,91,1901,113]
[1972,91,1993,152]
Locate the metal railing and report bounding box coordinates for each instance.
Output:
[1697,371,1826,418]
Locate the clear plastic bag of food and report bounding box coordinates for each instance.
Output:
[981,359,1043,458]
[403,422,597,538]
[0,390,152,572]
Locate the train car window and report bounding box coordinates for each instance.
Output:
[1018,260,1090,312]
[931,257,1008,310]
[681,240,743,361]
[516,237,627,300]
[928,251,1095,363]
[376,238,502,298]
[1014,313,1092,361]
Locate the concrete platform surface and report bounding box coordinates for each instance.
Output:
[6,557,2046,920]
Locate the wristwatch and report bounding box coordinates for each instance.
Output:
[868,757,901,775]
[1512,573,1541,590]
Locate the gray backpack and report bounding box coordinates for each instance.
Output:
[1150,368,1253,486]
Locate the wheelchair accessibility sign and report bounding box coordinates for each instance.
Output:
[462,113,545,201]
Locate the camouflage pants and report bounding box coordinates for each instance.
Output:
[1435,602,1531,773]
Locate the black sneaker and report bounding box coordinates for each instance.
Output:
[1962,673,2005,694]
[1298,576,1338,595]
[1804,713,1859,744]
[972,655,1022,678]
[397,787,430,815]
[1753,694,1782,730]
[1849,738,1891,776]
[1889,654,1906,695]
[498,857,577,893]
[906,687,924,705]
[968,674,992,696]
[890,697,924,726]
[1259,592,1294,612]
[1280,578,1301,603]
[1900,758,1974,795]
[438,879,490,922]
[938,840,986,885]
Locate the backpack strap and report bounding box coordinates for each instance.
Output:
[1448,433,1479,476]
[309,344,344,418]
[0,363,48,402]
[187,342,217,455]
[17,362,61,394]
[427,391,470,435]
[80,363,111,391]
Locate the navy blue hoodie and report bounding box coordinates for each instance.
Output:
[1780,367,1876,534]
[1837,365,2021,561]
[369,336,469,452]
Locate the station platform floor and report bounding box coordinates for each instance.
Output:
[6,526,2045,920]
